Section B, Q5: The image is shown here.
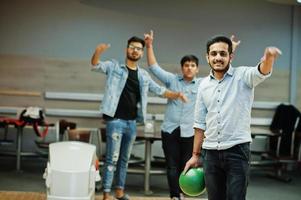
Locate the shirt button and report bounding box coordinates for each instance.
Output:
[217,100,220,102]
[218,90,220,92]
[218,132,220,134]
[218,111,220,114]
[218,141,220,143]
[218,122,220,124]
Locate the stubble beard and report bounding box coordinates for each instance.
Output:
[127,53,140,62]
[209,60,230,74]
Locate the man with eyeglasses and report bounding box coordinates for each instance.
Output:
[91,36,187,200]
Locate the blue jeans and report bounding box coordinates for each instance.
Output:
[102,119,137,193]
[202,143,250,200]
[161,127,194,198]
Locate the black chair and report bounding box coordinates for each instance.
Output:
[263,104,301,182]
[59,119,77,140]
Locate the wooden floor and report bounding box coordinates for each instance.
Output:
[0,191,203,200]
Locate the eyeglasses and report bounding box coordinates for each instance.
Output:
[128,44,143,51]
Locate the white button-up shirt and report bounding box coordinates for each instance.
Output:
[193,65,271,150]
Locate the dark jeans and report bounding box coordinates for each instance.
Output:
[161,127,194,198]
[202,143,250,200]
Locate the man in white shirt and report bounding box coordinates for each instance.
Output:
[184,35,281,200]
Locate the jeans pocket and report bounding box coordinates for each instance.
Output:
[237,143,250,161]
[201,149,207,161]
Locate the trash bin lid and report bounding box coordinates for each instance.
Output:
[49,141,96,171]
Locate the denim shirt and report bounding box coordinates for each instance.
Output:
[194,65,271,150]
[149,63,203,137]
[92,59,166,123]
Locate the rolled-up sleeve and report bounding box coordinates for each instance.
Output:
[91,60,115,74]
[241,63,272,88]
[193,85,207,131]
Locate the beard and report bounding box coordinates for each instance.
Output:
[127,53,141,62]
[209,60,230,73]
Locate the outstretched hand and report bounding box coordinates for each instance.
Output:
[231,35,240,53]
[91,43,111,65]
[95,43,111,53]
[261,47,282,62]
[265,47,282,58]
[144,30,154,48]
[178,92,188,103]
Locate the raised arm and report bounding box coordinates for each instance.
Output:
[144,30,175,85]
[259,47,282,75]
[144,30,157,66]
[91,43,111,66]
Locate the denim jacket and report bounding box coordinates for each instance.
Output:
[92,59,166,123]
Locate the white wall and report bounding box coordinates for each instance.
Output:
[0,0,299,69]
[0,0,300,109]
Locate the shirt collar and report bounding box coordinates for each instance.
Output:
[178,74,196,84]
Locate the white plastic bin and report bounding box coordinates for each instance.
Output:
[44,141,100,200]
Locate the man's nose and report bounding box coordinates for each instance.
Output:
[214,54,224,61]
[216,53,223,59]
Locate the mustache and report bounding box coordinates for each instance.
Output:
[213,60,224,64]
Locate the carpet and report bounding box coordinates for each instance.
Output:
[0,191,204,200]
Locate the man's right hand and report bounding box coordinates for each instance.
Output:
[183,155,201,174]
[178,92,188,103]
[91,43,111,65]
[95,43,111,53]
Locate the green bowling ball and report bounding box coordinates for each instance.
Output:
[179,168,206,196]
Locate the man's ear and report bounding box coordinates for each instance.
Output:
[206,54,209,63]
[230,53,234,62]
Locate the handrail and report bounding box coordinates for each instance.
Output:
[0,106,273,126]
[45,92,285,107]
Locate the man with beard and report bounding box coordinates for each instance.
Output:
[184,36,281,200]
[91,36,187,200]
[144,31,239,200]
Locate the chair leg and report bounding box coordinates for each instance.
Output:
[0,125,14,145]
[266,163,292,182]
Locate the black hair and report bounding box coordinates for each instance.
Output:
[127,36,145,48]
[180,55,199,67]
[206,35,233,54]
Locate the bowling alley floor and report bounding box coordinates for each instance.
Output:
[0,156,301,200]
